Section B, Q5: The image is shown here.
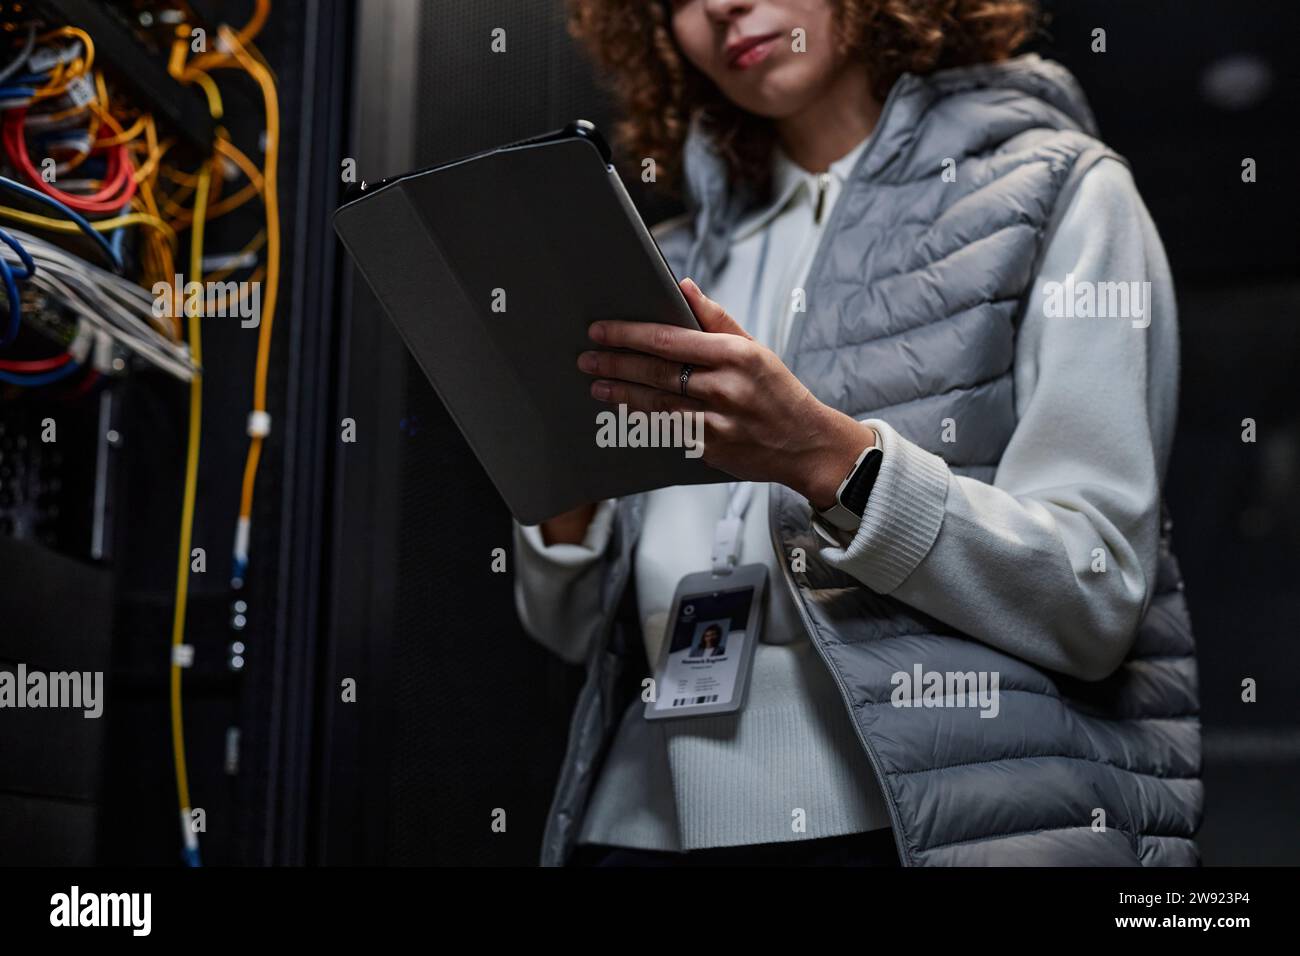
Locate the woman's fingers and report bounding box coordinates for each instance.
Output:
[680,277,752,339]
[582,278,755,394]
[578,349,740,404]
[588,376,704,416]
[578,348,683,394]
[587,318,742,365]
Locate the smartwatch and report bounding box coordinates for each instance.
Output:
[812,432,882,541]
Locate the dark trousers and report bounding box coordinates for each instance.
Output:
[571,828,900,867]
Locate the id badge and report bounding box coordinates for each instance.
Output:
[643,563,767,721]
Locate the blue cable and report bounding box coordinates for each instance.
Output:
[110,197,131,263]
[0,226,35,279]
[0,358,81,387]
[0,252,21,346]
[0,175,123,272]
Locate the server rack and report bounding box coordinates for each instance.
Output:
[0,0,351,866]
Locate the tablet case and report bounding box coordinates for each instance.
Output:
[333,121,727,525]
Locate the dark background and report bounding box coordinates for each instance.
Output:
[1,0,1296,867]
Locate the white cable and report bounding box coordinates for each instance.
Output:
[25,264,193,378]
[1,228,199,380]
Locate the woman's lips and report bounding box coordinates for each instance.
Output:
[726,33,780,70]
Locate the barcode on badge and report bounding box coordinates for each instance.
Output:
[672,694,719,707]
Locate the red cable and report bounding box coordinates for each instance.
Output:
[5,112,132,207]
[3,116,128,211]
[4,113,130,209]
[2,109,136,213]
[0,353,72,372]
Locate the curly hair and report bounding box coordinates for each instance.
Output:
[567,0,1039,193]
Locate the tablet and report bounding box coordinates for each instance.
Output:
[333,121,727,525]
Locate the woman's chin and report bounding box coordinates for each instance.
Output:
[724,76,829,122]
[726,91,807,121]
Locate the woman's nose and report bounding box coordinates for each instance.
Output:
[702,0,757,24]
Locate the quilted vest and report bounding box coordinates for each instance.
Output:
[539,54,1202,866]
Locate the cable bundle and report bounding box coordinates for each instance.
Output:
[0,2,280,869]
[0,19,186,381]
[3,224,197,380]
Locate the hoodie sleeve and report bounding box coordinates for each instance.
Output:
[817,159,1178,681]
[512,499,619,665]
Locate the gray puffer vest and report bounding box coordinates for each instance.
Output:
[540,54,1202,866]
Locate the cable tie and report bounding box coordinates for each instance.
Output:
[92,330,115,374]
[68,321,93,365]
[246,410,271,438]
[65,74,95,107]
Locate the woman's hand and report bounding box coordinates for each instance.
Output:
[578,278,877,510]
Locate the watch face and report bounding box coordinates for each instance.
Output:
[842,447,883,516]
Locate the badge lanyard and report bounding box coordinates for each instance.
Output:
[706,202,776,577]
[711,481,754,575]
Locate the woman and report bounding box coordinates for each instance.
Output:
[514,0,1202,866]
[689,624,725,658]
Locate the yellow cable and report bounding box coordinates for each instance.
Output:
[0,205,177,244]
[28,100,92,123]
[156,19,276,865]
[167,180,258,226]
[203,228,267,283]
[96,115,147,147]
[128,129,185,337]
[164,138,261,191]
[169,28,225,120]
[216,138,265,191]
[159,164,200,187]
[134,131,174,184]
[215,27,280,538]
[160,178,197,211]
[188,69,225,121]
[90,74,148,147]
[34,27,94,99]
[164,137,263,227]
[181,0,270,78]
[170,161,211,838]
